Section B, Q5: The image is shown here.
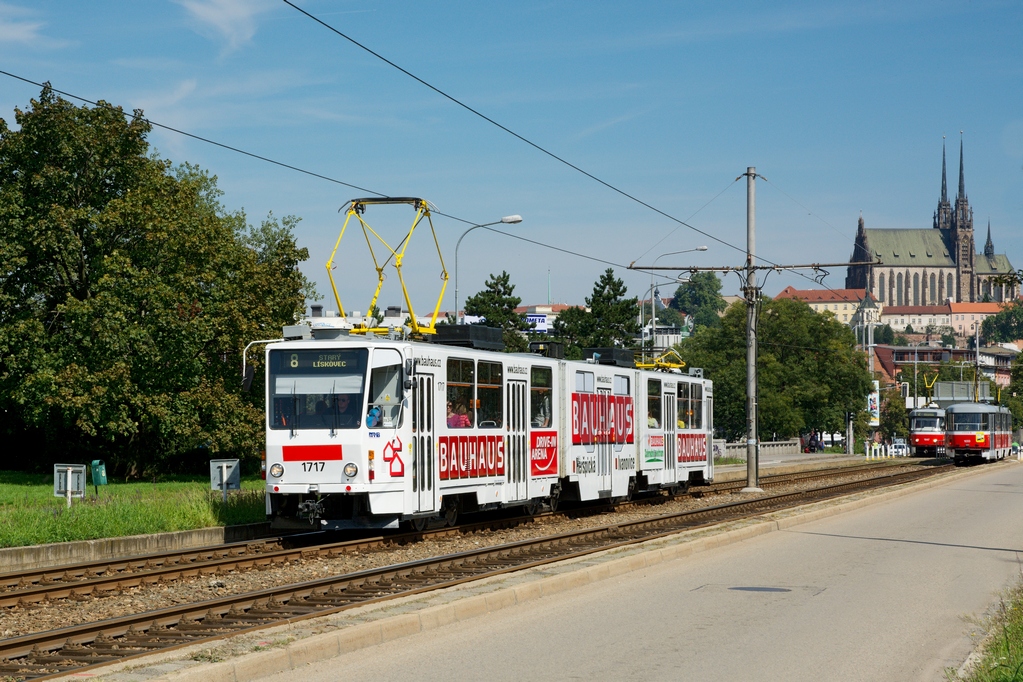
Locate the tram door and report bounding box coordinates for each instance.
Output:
[597,388,613,493]
[411,374,436,514]
[507,380,528,502]
[663,391,677,482]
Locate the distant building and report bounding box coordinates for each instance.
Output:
[948,302,1006,336]
[879,304,951,331]
[773,286,869,324]
[846,140,1017,304]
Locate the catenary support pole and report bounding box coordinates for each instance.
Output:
[743,167,763,492]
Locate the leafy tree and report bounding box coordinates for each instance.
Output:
[551,270,639,357]
[982,301,1023,342]
[586,269,640,347]
[549,306,589,360]
[893,333,909,346]
[875,324,895,345]
[879,388,908,442]
[905,324,915,334]
[463,270,533,352]
[671,272,725,329]
[677,297,871,441]
[0,87,312,476]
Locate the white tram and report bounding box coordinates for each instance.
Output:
[263,328,714,530]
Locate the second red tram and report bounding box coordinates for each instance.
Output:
[908,406,945,457]
[944,402,1012,465]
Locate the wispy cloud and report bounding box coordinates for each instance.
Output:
[571,112,644,141]
[173,0,276,52]
[0,2,70,48]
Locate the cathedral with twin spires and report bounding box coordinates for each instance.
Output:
[845,141,1016,304]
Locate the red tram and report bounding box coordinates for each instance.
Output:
[944,402,1012,465]
[908,406,945,457]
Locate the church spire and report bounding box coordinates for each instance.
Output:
[957,135,966,201]
[984,220,994,258]
[940,138,947,203]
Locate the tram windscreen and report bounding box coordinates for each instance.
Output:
[911,417,942,430]
[950,412,987,430]
[268,349,368,430]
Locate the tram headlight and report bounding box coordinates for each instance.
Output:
[343,462,359,478]
[269,463,284,478]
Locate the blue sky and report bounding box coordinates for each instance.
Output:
[1,0,1021,313]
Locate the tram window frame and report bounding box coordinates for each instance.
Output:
[690,383,703,429]
[613,375,629,395]
[530,366,553,428]
[576,371,594,393]
[268,348,367,431]
[677,382,690,429]
[367,348,404,429]
[446,358,475,429]
[647,378,662,429]
[477,361,504,428]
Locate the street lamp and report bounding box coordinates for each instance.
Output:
[645,247,708,349]
[454,215,522,324]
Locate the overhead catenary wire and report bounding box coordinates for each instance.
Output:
[281,0,750,261]
[0,70,636,273]
[0,68,853,299]
[281,2,864,297]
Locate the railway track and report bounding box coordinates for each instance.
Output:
[0,463,953,681]
[0,460,907,610]
[0,460,912,610]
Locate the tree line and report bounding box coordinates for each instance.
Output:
[2,88,881,476]
[0,87,312,476]
[464,268,873,443]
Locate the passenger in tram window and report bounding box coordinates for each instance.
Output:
[648,415,660,429]
[335,394,359,427]
[446,400,471,428]
[314,400,329,427]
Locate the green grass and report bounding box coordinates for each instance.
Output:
[948,580,1023,681]
[714,456,746,465]
[0,471,267,549]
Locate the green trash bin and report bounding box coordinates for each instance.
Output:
[90,460,108,494]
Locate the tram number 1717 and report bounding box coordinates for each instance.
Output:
[301,462,325,472]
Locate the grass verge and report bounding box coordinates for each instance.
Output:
[0,471,266,549]
[947,577,1023,681]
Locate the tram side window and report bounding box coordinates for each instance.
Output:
[447,358,475,429]
[690,383,703,430]
[647,379,661,429]
[676,383,689,428]
[367,348,403,429]
[477,361,503,428]
[531,366,553,427]
[576,371,594,393]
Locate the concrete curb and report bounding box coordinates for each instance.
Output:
[0,524,273,573]
[58,461,1002,682]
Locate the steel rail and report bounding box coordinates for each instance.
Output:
[0,460,913,608]
[0,464,956,681]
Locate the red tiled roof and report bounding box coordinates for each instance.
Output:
[774,286,867,303]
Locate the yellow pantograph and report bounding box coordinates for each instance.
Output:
[326,197,448,336]
[634,348,687,371]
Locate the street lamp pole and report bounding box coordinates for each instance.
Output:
[646,247,708,353]
[454,215,522,324]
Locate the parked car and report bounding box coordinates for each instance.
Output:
[890,442,909,457]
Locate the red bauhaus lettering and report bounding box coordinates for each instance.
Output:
[438,435,506,480]
[676,433,707,463]
[571,393,635,445]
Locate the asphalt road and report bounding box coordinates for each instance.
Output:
[262,462,1023,682]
